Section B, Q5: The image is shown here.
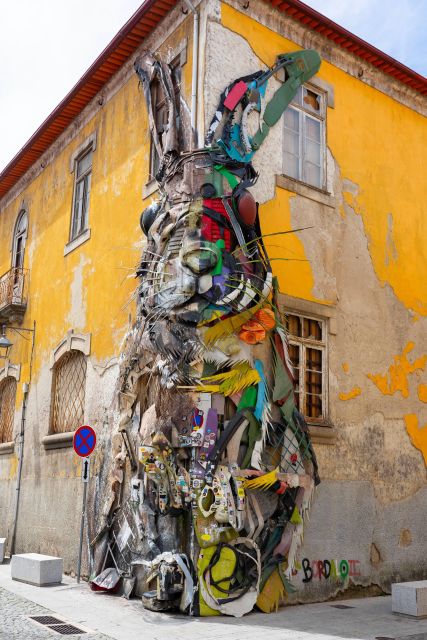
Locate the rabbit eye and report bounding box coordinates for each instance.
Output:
[140,202,161,236]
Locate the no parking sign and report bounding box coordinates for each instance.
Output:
[73,425,96,583]
[73,425,96,458]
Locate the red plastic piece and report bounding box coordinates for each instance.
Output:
[201,198,233,252]
[224,81,248,110]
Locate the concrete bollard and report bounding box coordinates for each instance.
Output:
[0,538,5,564]
[392,581,427,618]
[11,553,63,586]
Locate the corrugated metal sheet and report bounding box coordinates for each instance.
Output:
[1,0,425,201]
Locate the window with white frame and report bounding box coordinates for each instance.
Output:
[70,148,93,241]
[285,312,328,423]
[283,85,326,190]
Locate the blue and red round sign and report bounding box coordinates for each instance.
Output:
[73,425,96,458]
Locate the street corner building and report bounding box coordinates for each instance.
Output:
[0,0,426,617]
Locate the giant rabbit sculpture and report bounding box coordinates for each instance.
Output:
[93,48,321,617]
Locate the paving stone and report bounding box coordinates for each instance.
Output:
[0,586,113,639]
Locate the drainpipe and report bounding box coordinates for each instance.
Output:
[183,0,199,149]
[10,382,29,556]
[10,321,35,557]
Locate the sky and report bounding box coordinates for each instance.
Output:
[1,0,426,173]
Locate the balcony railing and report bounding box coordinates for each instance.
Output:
[0,267,28,322]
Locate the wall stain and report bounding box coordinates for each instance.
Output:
[8,454,18,481]
[417,383,427,403]
[367,342,426,398]
[339,386,362,401]
[404,414,427,464]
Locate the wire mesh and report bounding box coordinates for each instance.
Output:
[0,376,16,443]
[51,350,87,434]
[262,420,311,474]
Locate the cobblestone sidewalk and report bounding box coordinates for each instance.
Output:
[0,586,113,640]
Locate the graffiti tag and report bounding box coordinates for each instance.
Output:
[301,558,361,583]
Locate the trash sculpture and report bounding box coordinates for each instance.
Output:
[92,48,321,617]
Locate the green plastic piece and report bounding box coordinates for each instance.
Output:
[252,49,321,150]
[214,164,239,189]
[212,239,225,276]
[237,386,257,411]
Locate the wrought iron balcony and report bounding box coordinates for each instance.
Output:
[0,268,28,324]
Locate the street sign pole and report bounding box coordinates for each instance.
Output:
[77,456,90,584]
[73,425,96,584]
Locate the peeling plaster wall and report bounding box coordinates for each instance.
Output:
[203,0,427,601]
[0,9,196,573]
[0,0,426,600]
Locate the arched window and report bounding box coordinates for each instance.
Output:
[0,376,17,443]
[12,210,28,270]
[50,350,87,434]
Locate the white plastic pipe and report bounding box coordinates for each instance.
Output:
[183,0,199,148]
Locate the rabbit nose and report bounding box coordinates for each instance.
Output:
[181,243,218,275]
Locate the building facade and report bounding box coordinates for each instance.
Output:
[0,0,426,605]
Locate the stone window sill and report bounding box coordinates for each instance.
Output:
[308,424,337,445]
[42,432,74,450]
[142,179,158,199]
[64,228,91,256]
[0,441,15,455]
[276,175,336,209]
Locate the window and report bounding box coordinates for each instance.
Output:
[0,376,17,443]
[70,148,92,241]
[149,58,182,180]
[285,312,327,423]
[50,350,87,434]
[10,209,28,301]
[283,85,326,189]
[12,210,28,270]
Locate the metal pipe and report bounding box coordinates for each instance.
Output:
[9,321,35,557]
[183,0,199,148]
[10,383,28,556]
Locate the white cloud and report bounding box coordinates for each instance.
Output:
[0,0,425,172]
[303,0,427,75]
[0,0,143,171]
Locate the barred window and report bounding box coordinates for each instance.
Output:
[285,312,328,423]
[50,350,87,434]
[0,376,17,443]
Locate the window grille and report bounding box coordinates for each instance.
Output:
[285,312,328,423]
[283,85,326,189]
[0,376,17,443]
[71,149,92,241]
[50,350,87,434]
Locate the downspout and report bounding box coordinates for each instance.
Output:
[10,321,35,556]
[183,0,199,149]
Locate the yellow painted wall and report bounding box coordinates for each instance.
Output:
[0,19,194,409]
[221,3,427,316]
[220,2,427,465]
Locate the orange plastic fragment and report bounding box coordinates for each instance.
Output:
[255,307,276,330]
[239,329,263,344]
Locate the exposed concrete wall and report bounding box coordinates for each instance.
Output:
[202,0,427,601]
[0,6,196,573]
[0,0,426,603]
